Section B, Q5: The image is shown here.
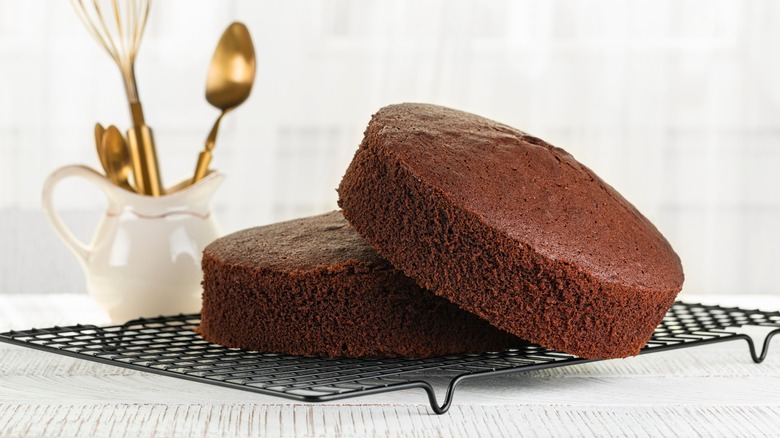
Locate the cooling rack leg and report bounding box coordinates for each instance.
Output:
[741,327,780,363]
[424,387,449,415]
[404,380,462,415]
[408,382,448,415]
[422,375,473,415]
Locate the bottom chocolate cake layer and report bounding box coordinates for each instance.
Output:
[199,211,522,358]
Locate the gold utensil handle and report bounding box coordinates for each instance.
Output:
[127,125,164,196]
[192,111,224,184]
[192,151,213,184]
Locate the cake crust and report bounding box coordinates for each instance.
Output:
[199,211,522,358]
[338,103,684,359]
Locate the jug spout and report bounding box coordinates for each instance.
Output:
[166,171,225,208]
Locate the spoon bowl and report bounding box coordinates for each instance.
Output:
[95,123,109,175]
[206,23,256,110]
[103,126,134,192]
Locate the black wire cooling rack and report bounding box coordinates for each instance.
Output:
[1,301,779,414]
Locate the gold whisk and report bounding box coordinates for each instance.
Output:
[70,0,163,196]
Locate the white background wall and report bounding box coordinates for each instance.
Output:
[0,0,778,296]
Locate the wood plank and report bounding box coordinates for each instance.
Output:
[3,372,780,408]
[2,404,780,437]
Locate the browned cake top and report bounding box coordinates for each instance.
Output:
[204,211,388,272]
[367,103,683,290]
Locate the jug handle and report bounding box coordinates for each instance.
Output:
[42,165,120,265]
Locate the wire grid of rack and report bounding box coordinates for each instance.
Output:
[1,301,779,414]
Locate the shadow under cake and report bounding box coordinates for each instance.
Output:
[338,103,684,359]
[199,211,522,358]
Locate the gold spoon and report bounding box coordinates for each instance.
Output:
[103,126,135,192]
[192,22,256,184]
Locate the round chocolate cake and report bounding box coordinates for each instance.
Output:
[199,211,521,358]
[338,103,684,359]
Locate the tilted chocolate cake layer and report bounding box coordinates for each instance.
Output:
[199,211,522,358]
[338,103,684,359]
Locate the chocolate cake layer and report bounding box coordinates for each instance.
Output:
[338,103,684,359]
[199,211,522,358]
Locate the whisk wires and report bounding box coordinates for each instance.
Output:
[70,0,151,103]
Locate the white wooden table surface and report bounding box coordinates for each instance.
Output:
[1,294,780,438]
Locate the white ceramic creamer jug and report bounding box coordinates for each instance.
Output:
[42,165,223,323]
